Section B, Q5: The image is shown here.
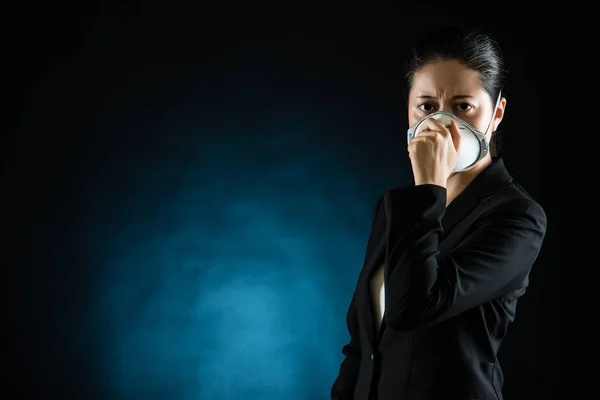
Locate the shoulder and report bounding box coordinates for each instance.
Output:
[481,180,547,232]
[366,193,387,235]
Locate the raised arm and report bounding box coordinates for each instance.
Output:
[382,184,547,331]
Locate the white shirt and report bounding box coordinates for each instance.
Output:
[370,262,386,333]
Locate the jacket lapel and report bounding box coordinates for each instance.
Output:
[442,157,514,240]
[357,157,514,348]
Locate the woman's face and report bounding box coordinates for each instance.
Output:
[407,59,505,141]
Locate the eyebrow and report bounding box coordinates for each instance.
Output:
[416,95,476,100]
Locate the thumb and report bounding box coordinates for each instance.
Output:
[449,120,462,152]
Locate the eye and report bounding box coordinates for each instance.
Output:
[456,103,473,112]
[418,103,435,113]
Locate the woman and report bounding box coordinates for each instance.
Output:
[330,25,547,400]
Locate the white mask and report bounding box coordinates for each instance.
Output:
[406,91,502,173]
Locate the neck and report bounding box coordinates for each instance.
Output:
[445,156,493,207]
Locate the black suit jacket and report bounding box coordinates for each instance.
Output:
[330,158,547,400]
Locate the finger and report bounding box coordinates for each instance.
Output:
[409,134,436,142]
[414,130,436,138]
[419,118,450,137]
[449,120,462,151]
[407,135,434,154]
[407,142,420,156]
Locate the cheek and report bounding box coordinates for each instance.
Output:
[466,113,491,133]
[408,109,421,127]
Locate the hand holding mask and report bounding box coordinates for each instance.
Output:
[407,112,489,175]
[406,115,462,186]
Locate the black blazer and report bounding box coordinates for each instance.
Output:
[330,157,547,400]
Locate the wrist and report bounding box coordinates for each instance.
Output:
[414,176,447,188]
[415,182,446,188]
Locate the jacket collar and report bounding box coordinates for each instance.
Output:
[442,157,513,238]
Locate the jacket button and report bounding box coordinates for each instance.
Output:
[370,353,375,362]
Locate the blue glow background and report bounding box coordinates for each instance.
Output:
[12,6,411,399]
[7,3,563,400]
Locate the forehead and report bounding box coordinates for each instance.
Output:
[410,60,483,96]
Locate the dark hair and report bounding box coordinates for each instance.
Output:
[403,25,508,156]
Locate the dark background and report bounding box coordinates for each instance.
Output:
[5,2,569,399]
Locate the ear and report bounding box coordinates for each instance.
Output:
[492,97,507,132]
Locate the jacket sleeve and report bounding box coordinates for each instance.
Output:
[382,184,547,331]
[331,199,382,400]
